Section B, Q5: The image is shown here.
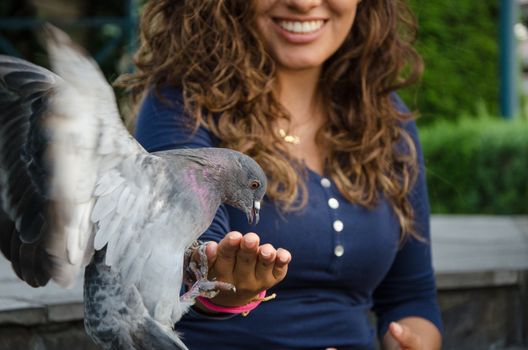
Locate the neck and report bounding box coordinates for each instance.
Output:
[274,66,327,174]
[275,66,323,125]
[183,164,224,218]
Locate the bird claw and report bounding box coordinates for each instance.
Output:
[181,241,235,303]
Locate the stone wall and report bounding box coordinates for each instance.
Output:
[439,281,528,349]
[0,321,99,350]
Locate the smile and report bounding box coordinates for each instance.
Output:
[276,20,325,34]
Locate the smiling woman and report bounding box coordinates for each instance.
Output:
[118,0,443,349]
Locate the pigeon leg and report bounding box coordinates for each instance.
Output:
[181,242,235,303]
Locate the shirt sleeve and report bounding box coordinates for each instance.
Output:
[372,95,444,337]
[134,86,230,243]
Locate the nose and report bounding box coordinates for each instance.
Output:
[285,0,322,13]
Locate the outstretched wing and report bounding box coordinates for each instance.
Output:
[0,55,64,287]
[0,26,154,288]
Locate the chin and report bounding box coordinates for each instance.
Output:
[274,48,327,71]
[277,58,324,71]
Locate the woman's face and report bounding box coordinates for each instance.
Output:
[255,0,361,71]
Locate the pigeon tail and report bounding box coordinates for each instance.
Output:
[134,317,189,350]
[85,249,189,350]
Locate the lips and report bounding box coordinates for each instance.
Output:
[271,17,327,44]
[277,20,325,34]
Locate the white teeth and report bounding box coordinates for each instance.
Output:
[278,20,324,34]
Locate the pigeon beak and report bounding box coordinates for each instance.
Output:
[247,200,260,225]
[253,200,260,225]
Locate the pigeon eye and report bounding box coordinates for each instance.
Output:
[250,180,260,190]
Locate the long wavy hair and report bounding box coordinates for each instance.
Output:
[118,0,424,237]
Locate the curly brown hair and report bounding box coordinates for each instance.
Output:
[117,0,424,237]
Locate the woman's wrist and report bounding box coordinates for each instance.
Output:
[194,290,275,316]
[208,289,260,307]
[192,298,229,316]
[191,290,260,316]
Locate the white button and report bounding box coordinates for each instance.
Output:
[333,220,344,232]
[328,198,339,209]
[334,244,344,257]
[320,178,331,188]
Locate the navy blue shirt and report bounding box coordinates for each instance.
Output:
[135,87,443,350]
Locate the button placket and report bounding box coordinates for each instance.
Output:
[320,177,345,258]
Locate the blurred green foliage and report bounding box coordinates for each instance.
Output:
[402,0,500,123]
[421,117,528,214]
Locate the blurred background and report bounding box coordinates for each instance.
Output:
[0,0,527,349]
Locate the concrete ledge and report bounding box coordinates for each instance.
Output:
[431,215,528,290]
[435,270,522,290]
[0,262,83,325]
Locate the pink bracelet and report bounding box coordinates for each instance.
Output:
[196,290,275,316]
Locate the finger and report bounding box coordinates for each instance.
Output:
[255,244,276,282]
[204,241,218,268]
[389,322,421,349]
[211,231,242,277]
[272,248,291,281]
[234,232,260,278]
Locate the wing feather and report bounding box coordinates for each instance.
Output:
[91,186,122,223]
[116,186,132,214]
[94,170,125,196]
[94,199,124,251]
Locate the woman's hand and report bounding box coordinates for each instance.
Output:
[327,320,432,350]
[192,231,291,309]
[384,316,442,350]
[325,321,426,350]
[386,322,424,349]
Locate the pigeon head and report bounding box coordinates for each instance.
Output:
[224,153,267,225]
[165,148,267,225]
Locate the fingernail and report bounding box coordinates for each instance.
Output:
[245,237,258,248]
[260,249,271,257]
[392,322,403,336]
[278,254,289,263]
[228,234,239,244]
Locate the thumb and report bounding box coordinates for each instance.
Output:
[389,322,421,349]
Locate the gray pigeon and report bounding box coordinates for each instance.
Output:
[0,26,267,350]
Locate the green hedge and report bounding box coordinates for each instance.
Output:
[420,117,528,214]
[402,1,500,123]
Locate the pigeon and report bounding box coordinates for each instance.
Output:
[0,25,267,350]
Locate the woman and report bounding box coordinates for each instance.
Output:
[120,0,443,349]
